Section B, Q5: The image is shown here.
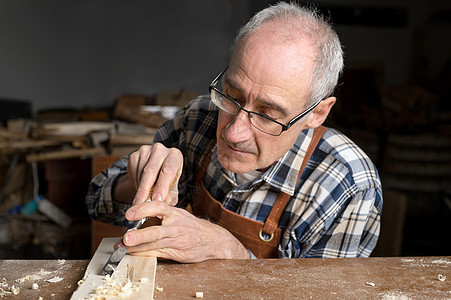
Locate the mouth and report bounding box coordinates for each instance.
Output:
[220,136,255,156]
[225,142,246,153]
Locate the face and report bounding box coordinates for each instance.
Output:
[216,23,316,173]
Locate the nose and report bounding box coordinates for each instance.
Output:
[223,109,253,142]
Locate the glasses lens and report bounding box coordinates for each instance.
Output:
[249,114,282,136]
[209,68,283,136]
[211,89,240,115]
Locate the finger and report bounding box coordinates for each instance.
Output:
[126,199,170,222]
[152,168,181,206]
[127,146,153,194]
[127,151,139,190]
[127,246,194,263]
[149,147,183,204]
[123,225,166,248]
[133,146,164,204]
[167,189,179,206]
[167,168,182,206]
[127,248,182,262]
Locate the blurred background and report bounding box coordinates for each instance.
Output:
[0,0,449,259]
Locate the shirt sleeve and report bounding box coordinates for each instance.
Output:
[85,96,212,225]
[283,186,382,258]
[85,154,135,227]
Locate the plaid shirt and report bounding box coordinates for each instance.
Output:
[86,95,383,258]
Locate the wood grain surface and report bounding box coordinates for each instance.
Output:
[153,256,451,299]
[1,255,449,299]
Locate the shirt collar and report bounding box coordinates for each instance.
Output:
[262,128,314,195]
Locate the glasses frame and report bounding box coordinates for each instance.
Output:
[209,67,324,136]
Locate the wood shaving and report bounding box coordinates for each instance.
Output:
[366,282,375,287]
[9,285,20,295]
[196,291,204,298]
[88,275,140,299]
[47,276,64,283]
[0,279,20,297]
[78,271,90,286]
[155,286,163,292]
[0,287,12,298]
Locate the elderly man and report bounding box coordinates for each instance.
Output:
[86,2,382,261]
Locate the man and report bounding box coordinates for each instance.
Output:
[86,2,382,261]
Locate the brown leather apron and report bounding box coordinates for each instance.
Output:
[192,126,327,258]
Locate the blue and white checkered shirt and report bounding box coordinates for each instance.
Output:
[86,95,383,258]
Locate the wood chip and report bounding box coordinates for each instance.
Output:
[196,291,204,298]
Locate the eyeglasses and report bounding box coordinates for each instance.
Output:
[209,67,323,136]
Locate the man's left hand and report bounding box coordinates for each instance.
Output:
[122,201,250,262]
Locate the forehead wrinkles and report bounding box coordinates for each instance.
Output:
[230,22,316,107]
[225,68,293,116]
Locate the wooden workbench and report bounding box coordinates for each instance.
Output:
[0,256,449,299]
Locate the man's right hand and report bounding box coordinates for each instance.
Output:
[114,142,183,206]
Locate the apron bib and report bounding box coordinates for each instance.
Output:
[192,126,327,258]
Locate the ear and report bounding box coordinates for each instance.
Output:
[304,97,336,129]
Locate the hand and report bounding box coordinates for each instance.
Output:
[122,201,250,262]
[127,143,183,206]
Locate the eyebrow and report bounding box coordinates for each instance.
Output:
[224,78,290,117]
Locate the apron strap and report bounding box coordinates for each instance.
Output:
[260,126,328,239]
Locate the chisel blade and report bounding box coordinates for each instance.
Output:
[101,245,128,276]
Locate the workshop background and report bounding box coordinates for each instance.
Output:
[0,0,450,259]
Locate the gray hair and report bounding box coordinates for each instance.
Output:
[231,2,344,107]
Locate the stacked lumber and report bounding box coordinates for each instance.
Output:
[0,91,195,161]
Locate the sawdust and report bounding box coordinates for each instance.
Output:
[431,259,451,265]
[381,291,412,299]
[0,260,72,298]
[15,269,53,283]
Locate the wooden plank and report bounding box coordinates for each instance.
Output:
[71,237,156,300]
[26,147,106,162]
[0,139,62,150]
[0,128,28,139]
[109,133,155,145]
[35,121,113,137]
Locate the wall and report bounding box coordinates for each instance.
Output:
[0,0,449,112]
[0,0,248,112]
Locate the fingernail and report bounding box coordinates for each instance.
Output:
[152,194,162,201]
[124,233,134,244]
[126,209,135,219]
